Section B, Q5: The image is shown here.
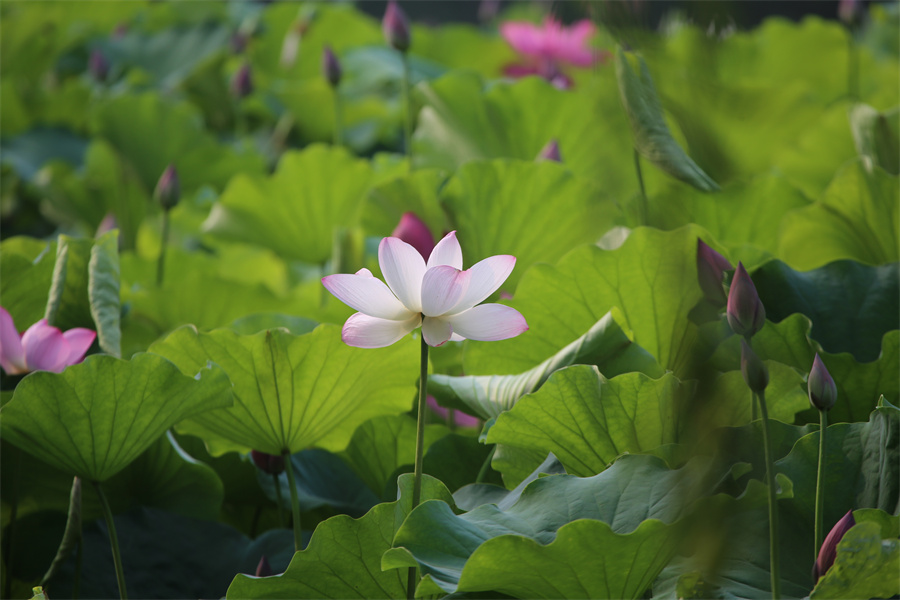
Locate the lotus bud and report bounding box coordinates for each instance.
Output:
[251,450,285,475]
[382,1,411,53]
[231,62,254,99]
[536,139,562,162]
[740,339,768,393]
[696,239,732,306]
[478,0,501,23]
[808,354,837,412]
[89,49,110,82]
[814,510,855,580]
[839,0,861,26]
[726,262,765,338]
[255,555,273,577]
[391,212,435,260]
[153,165,180,211]
[321,45,342,88]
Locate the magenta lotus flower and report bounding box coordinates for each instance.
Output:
[696,239,732,306]
[322,232,528,348]
[427,396,481,428]
[808,354,837,412]
[392,212,435,261]
[814,510,855,580]
[500,17,605,89]
[0,308,95,375]
[382,1,411,53]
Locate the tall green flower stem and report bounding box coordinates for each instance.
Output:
[332,92,344,147]
[283,452,303,552]
[633,148,648,225]
[814,409,828,558]
[401,52,414,161]
[93,481,128,600]
[156,208,171,287]
[3,447,21,600]
[272,473,286,528]
[408,334,429,599]
[755,390,781,599]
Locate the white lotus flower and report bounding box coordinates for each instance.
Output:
[322,231,528,348]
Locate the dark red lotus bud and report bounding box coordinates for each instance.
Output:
[536,139,562,162]
[231,62,254,99]
[392,212,435,260]
[382,1,411,53]
[251,450,285,475]
[89,49,110,82]
[153,165,180,211]
[322,45,342,88]
[808,354,837,412]
[740,338,768,393]
[255,555,273,577]
[696,239,733,306]
[814,510,855,580]
[727,262,765,338]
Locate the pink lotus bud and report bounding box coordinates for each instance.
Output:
[740,339,768,393]
[89,49,110,82]
[536,139,562,162]
[251,450,285,475]
[814,510,855,580]
[153,165,180,211]
[321,45,342,88]
[808,354,837,411]
[391,212,435,260]
[382,1,411,53]
[696,239,732,306]
[231,62,254,99]
[839,0,861,25]
[726,262,765,338]
[478,0,501,23]
[255,555,273,577]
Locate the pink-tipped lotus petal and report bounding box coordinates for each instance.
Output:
[322,273,411,320]
[451,255,516,314]
[21,320,70,373]
[427,396,481,428]
[552,19,597,66]
[342,313,420,349]
[392,212,435,260]
[427,231,464,270]
[379,237,427,313]
[422,316,453,347]
[446,304,528,341]
[449,332,466,342]
[62,328,96,366]
[500,21,545,57]
[421,266,471,316]
[0,307,26,374]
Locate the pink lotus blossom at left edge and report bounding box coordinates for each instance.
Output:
[0,307,96,375]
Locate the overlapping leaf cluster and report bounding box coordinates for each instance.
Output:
[1,2,898,599]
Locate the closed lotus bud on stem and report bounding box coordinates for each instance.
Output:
[740,339,768,393]
[322,45,342,88]
[839,0,861,26]
[383,1,411,53]
[391,212,435,260]
[255,555,273,577]
[154,165,180,211]
[89,49,110,82]
[808,354,837,411]
[231,62,254,99]
[814,510,855,580]
[696,239,732,306]
[536,139,562,162]
[251,450,285,475]
[727,262,766,338]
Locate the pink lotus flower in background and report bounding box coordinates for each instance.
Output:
[322,232,528,348]
[500,17,605,89]
[427,396,481,428]
[0,307,96,375]
[392,212,435,261]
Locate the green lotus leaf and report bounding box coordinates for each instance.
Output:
[810,521,900,599]
[148,324,418,456]
[0,354,232,482]
[0,236,56,328]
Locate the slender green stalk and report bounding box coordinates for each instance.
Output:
[401,52,414,161]
[272,473,286,528]
[333,91,344,147]
[814,410,828,559]
[156,209,170,287]
[283,451,303,552]
[408,334,429,600]
[476,446,497,484]
[93,481,128,600]
[3,447,21,600]
[633,148,648,225]
[74,536,83,600]
[756,390,781,599]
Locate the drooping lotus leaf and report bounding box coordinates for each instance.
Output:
[148,324,418,456]
[0,354,232,482]
[203,145,374,264]
[810,521,900,599]
[226,474,454,600]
